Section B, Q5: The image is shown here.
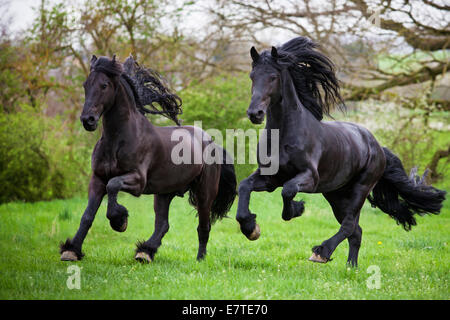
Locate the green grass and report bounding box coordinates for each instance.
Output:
[0,186,448,300]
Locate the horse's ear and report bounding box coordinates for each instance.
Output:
[281,68,301,110]
[124,54,137,75]
[90,55,97,69]
[112,54,116,63]
[250,46,260,62]
[271,46,278,59]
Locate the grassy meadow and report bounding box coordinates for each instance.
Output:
[0,184,448,300]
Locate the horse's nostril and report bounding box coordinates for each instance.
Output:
[88,116,95,124]
[247,110,264,118]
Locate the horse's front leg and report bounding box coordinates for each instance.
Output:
[106,172,144,232]
[135,193,175,263]
[281,170,318,221]
[60,174,106,261]
[236,169,273,241]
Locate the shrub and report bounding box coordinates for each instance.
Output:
[178,73,260,182]
[0,105,91,203]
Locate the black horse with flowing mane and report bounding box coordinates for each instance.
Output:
[236,36,446,266]
[60,55,236,263]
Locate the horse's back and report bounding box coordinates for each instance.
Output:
[316,121,385,192]
[322,120,383,160]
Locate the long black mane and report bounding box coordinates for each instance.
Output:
[256,37,345,120]
[91,56,182,125]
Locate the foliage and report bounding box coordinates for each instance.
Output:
[0,106,91,203]
[179,73,260,182]
[0,106,52,202]
[0,40,23,112]
[378,50,449,75]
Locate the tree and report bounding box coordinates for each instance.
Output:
[207,0,449,181]
[209,0,449,105]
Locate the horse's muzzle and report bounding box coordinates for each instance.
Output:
[247,109,265,124]
[80,114,98,131]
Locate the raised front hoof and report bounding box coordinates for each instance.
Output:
[110,216,128,233]
[61,251,79,261]
[247,224,261,241]
[134,252,152,264]
[282,200,305,221]
[308,252,328,264]
[292,200,305,218]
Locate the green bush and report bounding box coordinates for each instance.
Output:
[178,73,261,183]
[0,107,52,202]
[0,105,91,203]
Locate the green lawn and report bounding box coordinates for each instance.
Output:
[0,185,448,299]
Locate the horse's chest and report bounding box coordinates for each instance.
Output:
[92,141,131,180]
[267,143,308,183]
[279,142,307,167]
[278,147,292,168]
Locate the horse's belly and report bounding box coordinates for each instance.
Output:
[144,163,203,194]
[315,176,352,193]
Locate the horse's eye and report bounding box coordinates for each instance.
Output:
[270,75,277,82]
[101,83,107,89]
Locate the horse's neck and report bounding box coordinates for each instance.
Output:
[265,100,318,139]
[102,82,150,141]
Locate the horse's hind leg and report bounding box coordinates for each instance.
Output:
[318,195,363,267]
[194,165,220,261]
[196,204,212,261]
[310,178,372,265]
[347,224,362,267]
[135,193,174,263]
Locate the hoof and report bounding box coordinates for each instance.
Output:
[197,254,206,261]
[61,251,79,261]
[110,216,128,232]
[135,252,152,263]
[308,252,328,264]
[292,200,305,218]
[247,224,260,241]
[119,218,128,232]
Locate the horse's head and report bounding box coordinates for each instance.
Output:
[247,46,281,124]
[80,55,122,131]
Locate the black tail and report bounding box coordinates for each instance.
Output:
[188,146,237,224]
[210,147,237,223]
[368,147,446,231]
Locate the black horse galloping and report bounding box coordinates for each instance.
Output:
[236,36,446,266]
[60,55,236,263]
